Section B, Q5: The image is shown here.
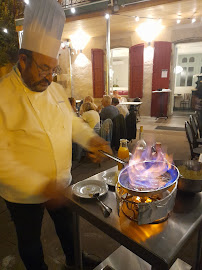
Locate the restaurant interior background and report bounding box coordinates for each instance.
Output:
[13,0,202,118]
[0,1,201,270]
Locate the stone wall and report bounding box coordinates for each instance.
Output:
[59,23,202,115]
[171,23,202,44]
[57,47,71,96]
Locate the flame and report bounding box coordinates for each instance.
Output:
[127,143,173,191]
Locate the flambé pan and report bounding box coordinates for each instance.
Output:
[99,150,179,196]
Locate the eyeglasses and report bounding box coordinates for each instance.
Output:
[32,57,59,77]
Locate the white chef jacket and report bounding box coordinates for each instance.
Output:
[0,67,95,204]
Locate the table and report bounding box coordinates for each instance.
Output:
[152,89,171,119]
[66,166,202,270]
[120,102,142,106]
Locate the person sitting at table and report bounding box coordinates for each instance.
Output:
[112,90,127,103]
[100,95,119,121]
[80,95,97,115]
[68,97,77,113]
[81,102,100,133]
[112,90,121,99]
[112,97,129,118]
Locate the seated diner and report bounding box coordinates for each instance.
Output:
[100,95,120,121]
[81,102,100,132]
[112,97,129,118]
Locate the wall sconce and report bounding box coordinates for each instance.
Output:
[70,30,90,54]
[74,52,90,67]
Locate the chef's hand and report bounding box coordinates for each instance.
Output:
[87,135,113,163]
[42,181,67,209]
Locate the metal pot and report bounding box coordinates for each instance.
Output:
[174,160,202,193]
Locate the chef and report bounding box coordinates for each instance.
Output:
[0,0,111,269]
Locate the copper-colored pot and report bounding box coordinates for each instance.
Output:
[174,160,202,193]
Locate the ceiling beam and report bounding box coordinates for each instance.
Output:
[65,0,182,22]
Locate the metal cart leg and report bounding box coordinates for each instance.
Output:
[195,224,202,270]
[73,212,83,270]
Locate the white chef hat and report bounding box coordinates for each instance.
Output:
[21,0,65,59]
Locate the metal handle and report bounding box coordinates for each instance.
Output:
[96,197,112,218]
[98,150,127,166]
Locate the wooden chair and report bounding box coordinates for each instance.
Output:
[133,97,141,119]
[99,119,113,145]
[195,111,202,138]
[111,114,127,151]
[189,115,201,145]
[185,121,202,159]
[180,93,191,110]
[125,107,137,141]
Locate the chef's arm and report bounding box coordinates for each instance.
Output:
[0,147,50,199]
[72,113,96,148]
[63,95,112,161]
[0,142,65,203]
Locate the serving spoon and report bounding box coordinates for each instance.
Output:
[98,150,127,166]
[93,193,112,218]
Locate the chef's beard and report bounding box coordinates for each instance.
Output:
[24,76,51,92]
[30,78,51,92]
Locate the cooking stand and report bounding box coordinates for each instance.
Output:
[65,166,202,270]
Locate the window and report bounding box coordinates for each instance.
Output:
[182,57,187,63]
[176,52,202,88]
[180,67,187,86]
[187,67,194,86]
[189,57,195,63]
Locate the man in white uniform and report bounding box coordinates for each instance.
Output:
[0,1,111,269]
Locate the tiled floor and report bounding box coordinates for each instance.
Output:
[0,113,200,270]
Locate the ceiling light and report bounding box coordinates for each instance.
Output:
[3,28,8,33]
[71,7,76,14]
[135,16,140,22]
[136,20,164,42]
[192,18,196,23]
[105,14,110,19]
[177,19,181,24]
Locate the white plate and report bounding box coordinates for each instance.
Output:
[102,171,117,187]
[72,179,108,198]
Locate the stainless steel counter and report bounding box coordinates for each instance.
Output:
[66,166,202,270]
